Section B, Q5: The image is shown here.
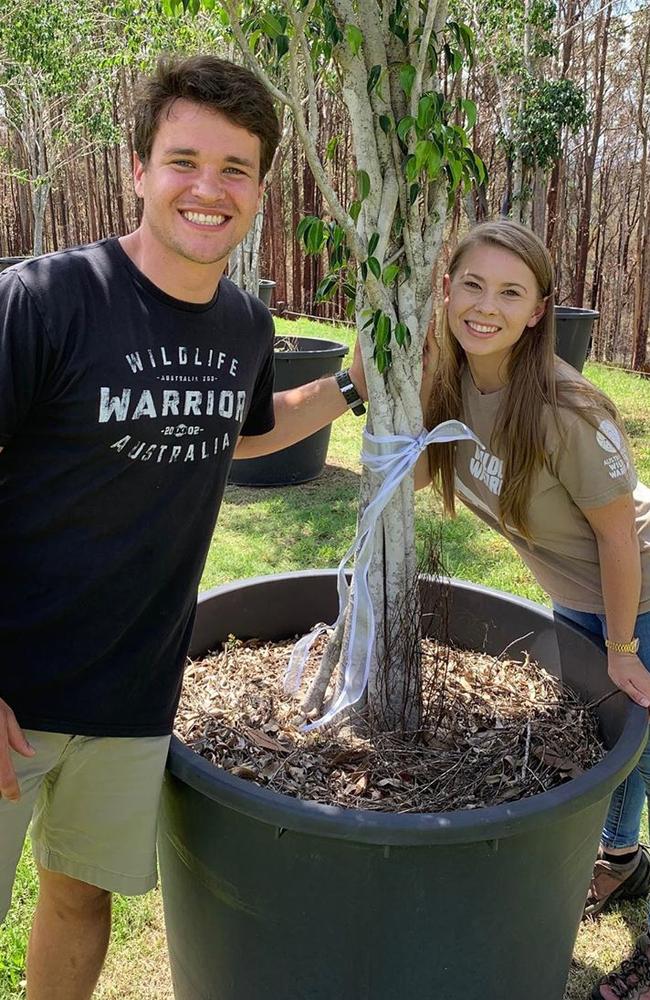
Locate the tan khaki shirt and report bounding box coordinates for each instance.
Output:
[455,366,650,614]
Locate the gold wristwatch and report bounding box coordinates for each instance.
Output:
[605,637,640,655]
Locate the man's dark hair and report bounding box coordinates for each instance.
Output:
[133,55,281,178]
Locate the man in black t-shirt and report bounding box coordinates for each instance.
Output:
[0,55,366,999]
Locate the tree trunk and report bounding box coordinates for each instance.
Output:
[632,26,650,369]
[31,180,50,256]
[573,4,611,307]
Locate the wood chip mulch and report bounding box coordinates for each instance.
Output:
[175,636,605,814]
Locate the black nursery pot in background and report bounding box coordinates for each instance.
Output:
[158,571,647,1000]
[555,306,600,373]
[229,335,348,486]
[0,256,29,273]
[256,278,276,307]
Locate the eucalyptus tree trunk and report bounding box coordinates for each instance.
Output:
[31,179,50,257]
[632,24,650,371]
[230,209,264,295]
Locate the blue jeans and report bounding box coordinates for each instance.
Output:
[553,604,650,855]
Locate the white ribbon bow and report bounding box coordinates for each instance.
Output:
[284,419,484,731]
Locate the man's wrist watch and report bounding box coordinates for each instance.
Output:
[335,368,366,416]
[605,637,640,655]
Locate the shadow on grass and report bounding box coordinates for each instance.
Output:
[217,467,543,601]
[224,462,361,505]
[202,464,363,586]
[565,957,608,1000]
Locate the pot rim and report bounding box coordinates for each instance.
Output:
[555,306,600,319]
[167,570,646,846]
[273,335,348,360]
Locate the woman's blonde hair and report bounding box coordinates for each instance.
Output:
[426,219,620,537]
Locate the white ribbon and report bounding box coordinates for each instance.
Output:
[284,419,484,731]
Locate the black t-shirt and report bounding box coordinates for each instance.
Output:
[0,238,275,736]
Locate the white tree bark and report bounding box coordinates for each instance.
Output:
[228,0,450,730]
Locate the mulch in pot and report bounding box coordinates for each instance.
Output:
[175,634,605,814]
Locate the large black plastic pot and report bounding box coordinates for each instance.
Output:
[159,571,647,1000]
[555,306,599,373]
[229,336,348,486]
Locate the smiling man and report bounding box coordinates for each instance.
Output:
[0,55,366,1000]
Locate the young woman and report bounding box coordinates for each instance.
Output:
[419,219,650,1000]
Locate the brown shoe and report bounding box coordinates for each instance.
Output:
[592,933,650,999]
[584,845,650,918]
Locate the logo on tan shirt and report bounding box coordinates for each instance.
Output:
[469,444,504,496]
[595,419,629,479]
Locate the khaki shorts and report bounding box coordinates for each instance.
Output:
[0,730,171,923]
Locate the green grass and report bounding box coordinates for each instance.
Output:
[2,319,649,999]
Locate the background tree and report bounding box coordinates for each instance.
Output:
[0,0,223,256]
[0,0,119,255]
[0,0,647,363]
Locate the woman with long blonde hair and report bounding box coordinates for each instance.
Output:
[420,219,650,1000]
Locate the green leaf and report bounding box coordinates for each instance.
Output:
[367,64,382,95]
[368,232,379,256]
[373,345,392,374]
[394,322,411,349]
[397,115,416,143]
[475,152,488,185]
[379,114,392,136]
[445,44,463,74]
[458,23,475,58]
[330,225,345,250]
[408,183,420,206]
[296,216,316,241]
[446,157,463,190]
[306,220,326,254]
[356,169,371,202]
[375,313,392,347]
[360,261,368,280]
[465,149,488,186]
[261,12,283,38]
[326,136,339,161]
[399,63,416,99]
[405,155,418,183]
[417,94,435,131]
[315,275,338,302]
[345,299,356,319]
[350,200,362,223]
[461,98,477,130]
[414,140,442,179]
[367,256,381,279]
[452,124,469,146]
[414,140,431,173]
[382,263,400,285]
[342,282,357,300]
[346,24,363,56]
[276,34,290,59]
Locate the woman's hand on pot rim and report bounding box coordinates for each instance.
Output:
[608,652,650,709]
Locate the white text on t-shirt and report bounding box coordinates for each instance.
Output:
[469,444,504,496]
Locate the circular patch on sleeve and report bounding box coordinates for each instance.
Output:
[596,419,623,454]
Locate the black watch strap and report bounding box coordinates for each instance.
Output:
[334,368,366,416]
